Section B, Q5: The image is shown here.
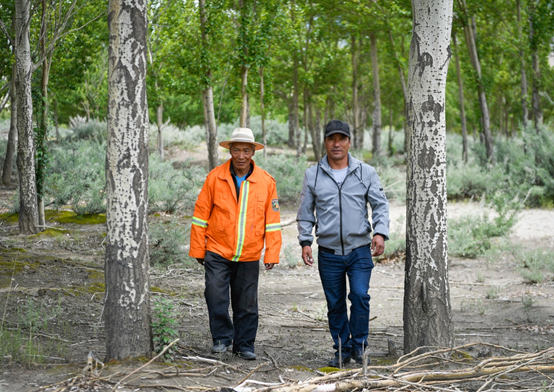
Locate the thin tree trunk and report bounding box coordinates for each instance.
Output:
[528,0,542,132]
[2,64,17,186]
[388,106,393,156]
[105,0,151,361]
[240,65,249,128]
[516,0,529,128]
[370,31,382,158]
[287,98,295,148]
[293,59,301,157]
[405,0,453,353]
[302,89,308,154]
[453,33,468,163]
[15,0,39,234]
[37,0,49,228]
[351,34,360,149]
[387,30,409,157]
[460,2,493,161]
[315,105,322,160]
[53,98,60,140]
[198,0,218,170]
[260,67,266,158]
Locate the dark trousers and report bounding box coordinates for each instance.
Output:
[318,245,374,355]
[204,251,259,353]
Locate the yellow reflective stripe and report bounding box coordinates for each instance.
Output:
[265,223,281,232]
[192,216,208,227]
[232,181,249,262]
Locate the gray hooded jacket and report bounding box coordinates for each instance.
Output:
[296,154,389,256]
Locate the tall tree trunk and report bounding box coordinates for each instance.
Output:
[516,0,529,128]
[105,0,152,361]
[405,0,453,353]
[453,33,468,163]
[260,67,266,158]
[37,0,49,228]
[156,103,164,159]
[15,0,39,234]
[2,64,17,186]
[351,34,361,149]
[287,98,295,148]
[528,0,542,132]
[53,98,60,140]
[460,2,493,161]
[370,31,382,158]
[198,0,218,170]
[314,106,322,160]
[387,30,409,157]
[387,106,393,156]
[293,59,301,157]
[240,65,249,127]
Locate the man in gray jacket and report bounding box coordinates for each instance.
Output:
[297,120,389,368]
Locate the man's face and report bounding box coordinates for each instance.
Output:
[325,133,350,161]
[230,142,255,172]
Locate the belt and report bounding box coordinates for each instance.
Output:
[318,244,370,255]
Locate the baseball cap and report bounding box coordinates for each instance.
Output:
[324,120,350,138]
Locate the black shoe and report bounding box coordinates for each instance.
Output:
[211,342,231,353]
[236,351,256,360]
[328,353,351,368]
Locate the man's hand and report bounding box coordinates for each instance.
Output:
[196,258,204,265]
[302,245,314,266]
[371,234,385,257]
[264,263,276,270]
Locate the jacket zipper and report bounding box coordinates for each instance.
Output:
[332,168,357,256]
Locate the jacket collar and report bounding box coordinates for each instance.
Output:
[218,159,261,183]
[320,153,361,173]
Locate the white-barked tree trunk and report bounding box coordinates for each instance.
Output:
[104,0,152,360]
[404,0,453,352]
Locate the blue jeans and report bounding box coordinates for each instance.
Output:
[318,245,374,356]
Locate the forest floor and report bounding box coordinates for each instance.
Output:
[0,184,553,391]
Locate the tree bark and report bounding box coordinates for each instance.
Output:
[528,0,542,132]
[240,65,249,128]
[452,33,468,163]
[105,0,152,361]
[260,67,266,158]
[37,0,49,228]
[404,0,453,353]
[198,0,218,170]
[516,0,529,128]
[2,64,17,186]
[387,30,409,157]
[370,32,382,158]
[15,0,39,234]
[351,34,361,150]
[460,2,493,161]
[156,103,164,160]
[293,59,301,157]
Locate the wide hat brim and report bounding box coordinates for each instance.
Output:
[219,139,264,150]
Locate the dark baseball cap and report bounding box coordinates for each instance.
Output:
[324,120,350,138]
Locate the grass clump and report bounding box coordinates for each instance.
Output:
[149,217,191,266]
[518,249,554,283]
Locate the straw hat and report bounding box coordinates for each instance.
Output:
[219,127,264,150]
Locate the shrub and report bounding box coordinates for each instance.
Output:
[149,155,205,214]
[255,154,308,203]
[149,217,191,265]
[45,140,106,214]
[68,117,107,142]
[447,163,492,200]
[518,248,554,284]
[151,297,179,360]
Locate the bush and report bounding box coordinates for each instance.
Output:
[149,155,205,214]
[151,297,179,360]
[518,248,554,284]
[149,217,191,265]
[68,117,107,142]
[45,140,106,214]
[447,163,494,200]
[255,153,309,203]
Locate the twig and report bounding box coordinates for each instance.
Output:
[234,361,268,387]
[111,338,180,391]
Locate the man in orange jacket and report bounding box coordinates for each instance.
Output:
[189,127,282,360]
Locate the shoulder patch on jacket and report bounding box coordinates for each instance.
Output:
[271,199,280,211]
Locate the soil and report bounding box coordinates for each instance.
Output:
[0,185,553,391]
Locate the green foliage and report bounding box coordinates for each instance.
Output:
[149,217,191,266]
[151,297,179,360]
[255,153,308,203]
[45,140,106,215]
[518,249,554,284]
[68,116,107,142]
[149,155,205,214]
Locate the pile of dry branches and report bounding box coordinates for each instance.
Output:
[255,343,554,392]
[35,343,554,392]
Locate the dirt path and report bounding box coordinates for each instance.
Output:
[0,202,553,391]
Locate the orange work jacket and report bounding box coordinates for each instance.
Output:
[189,159,282,263]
